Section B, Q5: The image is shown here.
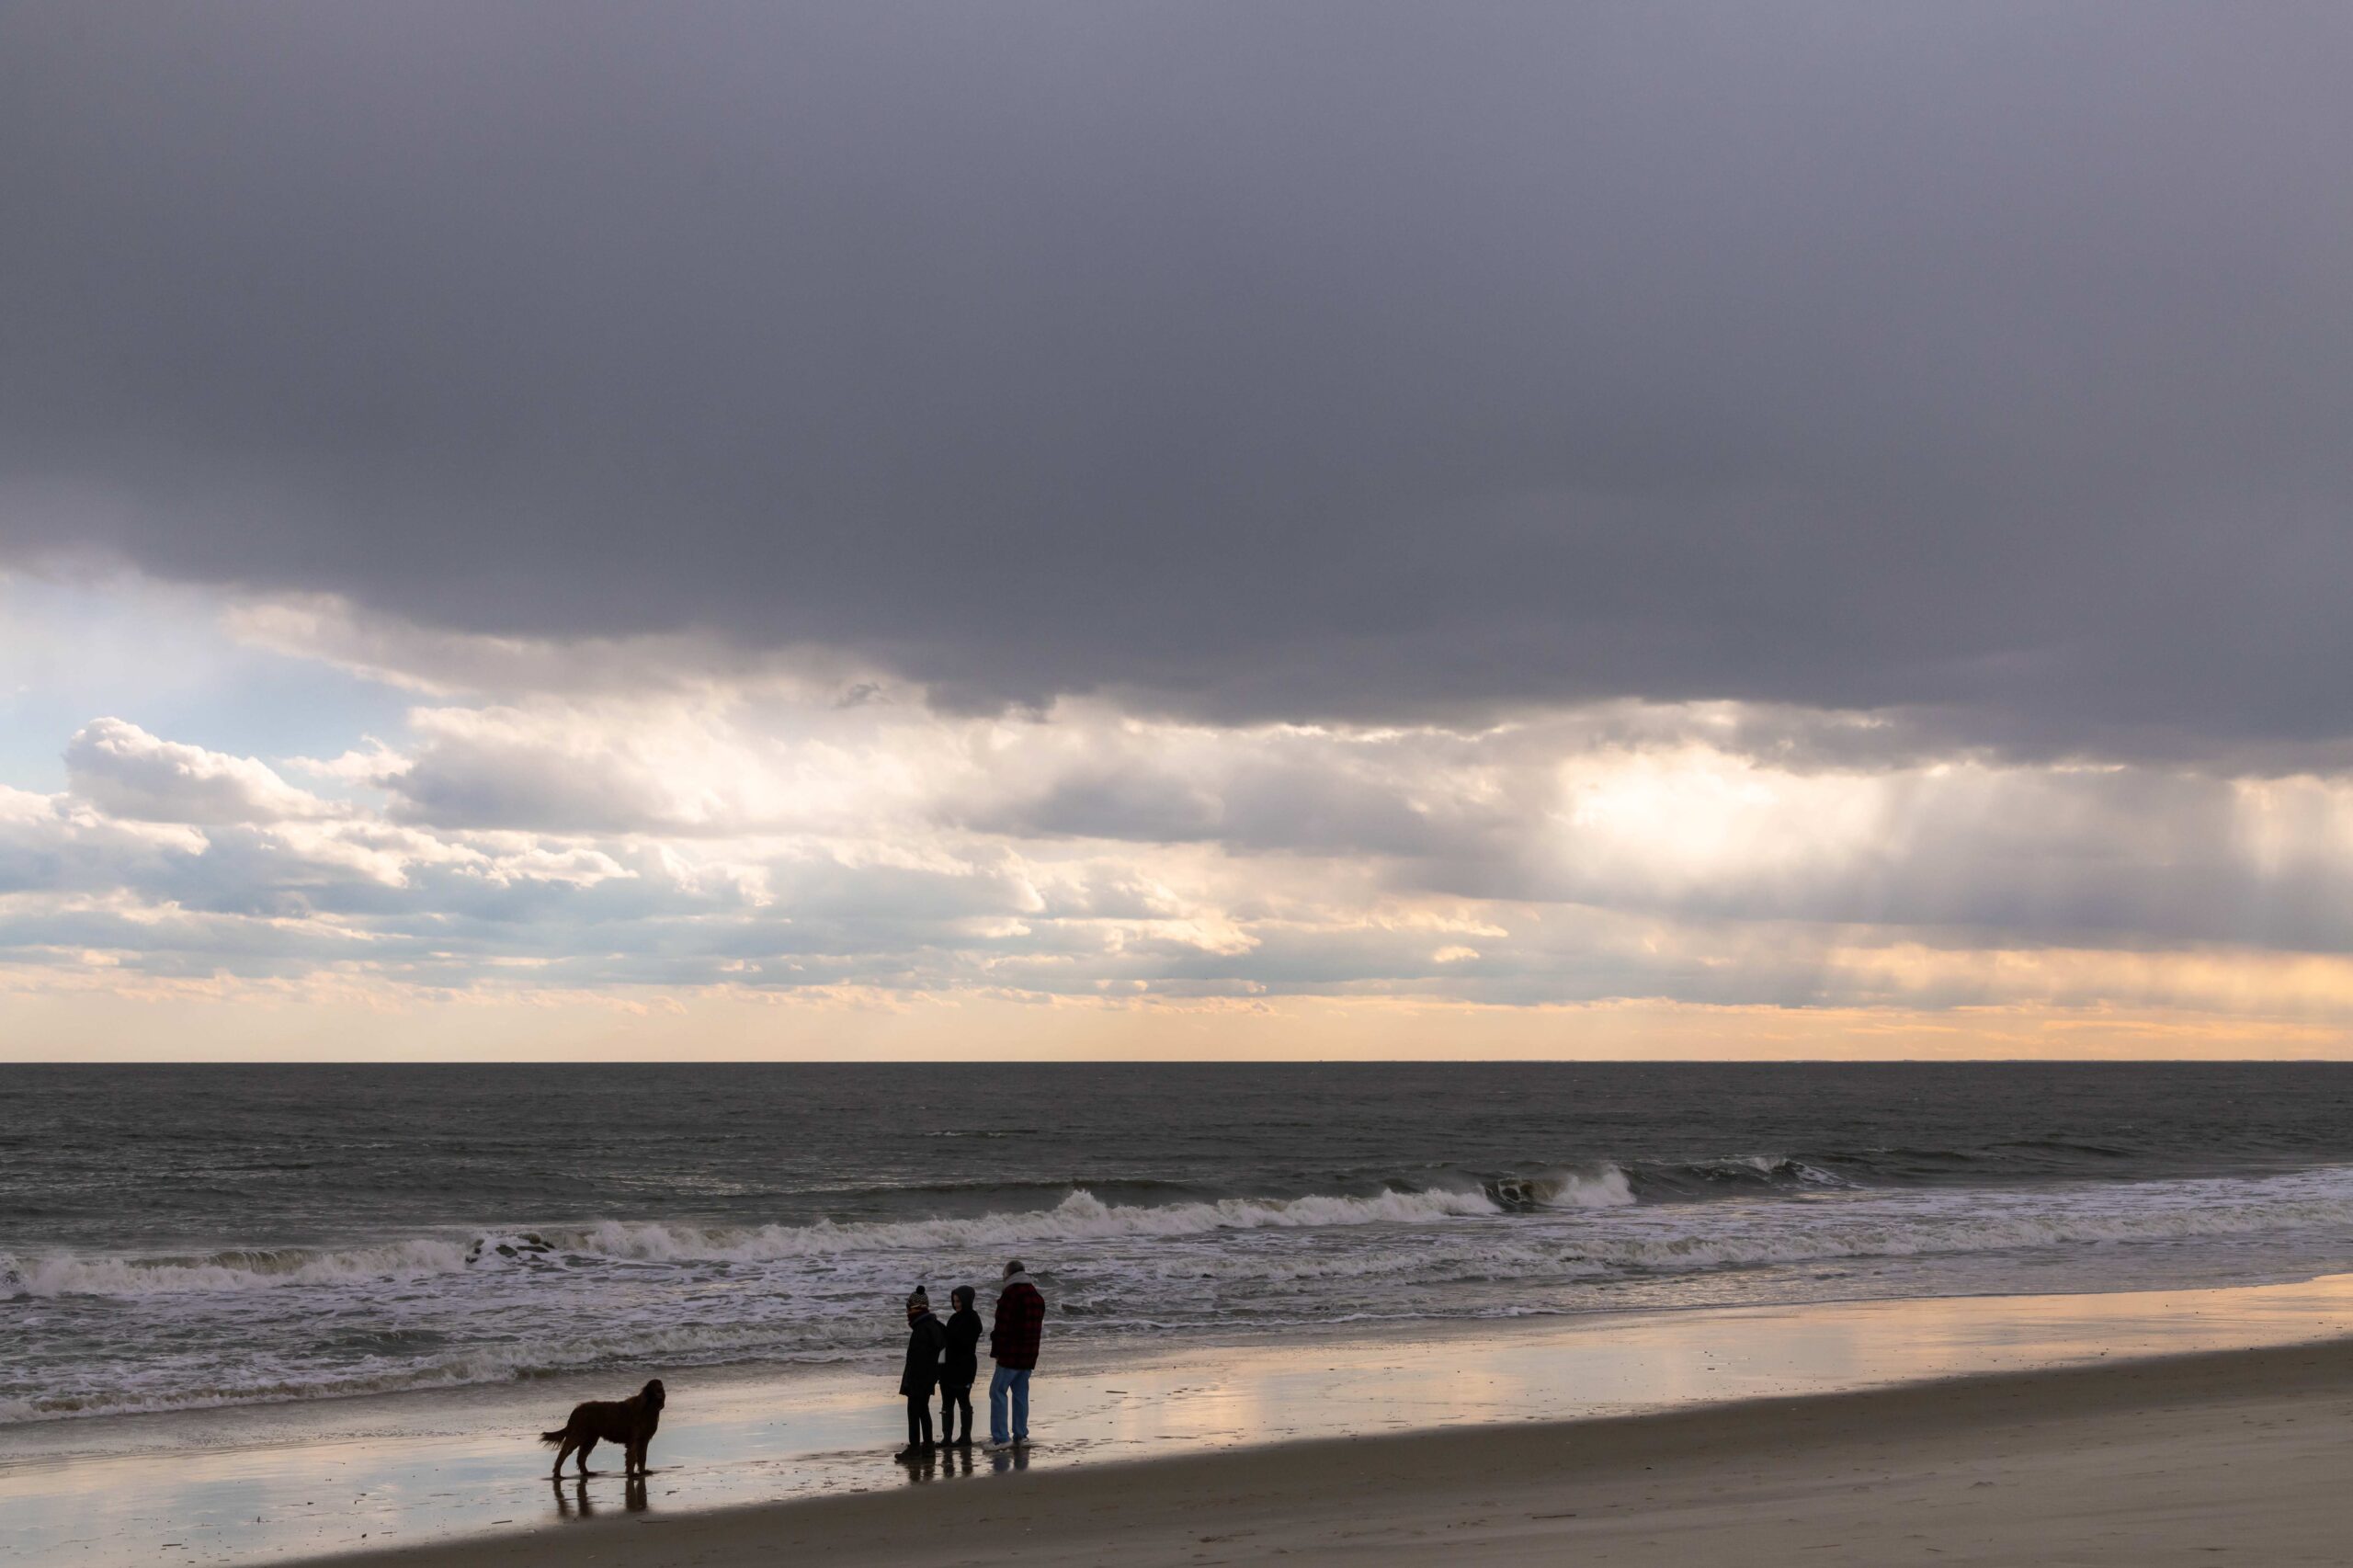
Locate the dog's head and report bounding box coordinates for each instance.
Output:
[640,1379,666,1411]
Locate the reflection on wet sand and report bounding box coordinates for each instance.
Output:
[897,1442,989,1484]
[550,1475,648,1519]
[5,1273,2352,1568]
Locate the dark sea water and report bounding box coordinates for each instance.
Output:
[6,1062,2353,1425]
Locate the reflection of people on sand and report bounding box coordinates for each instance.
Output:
[900,1440,974,1484]
[897,1443,938,1483]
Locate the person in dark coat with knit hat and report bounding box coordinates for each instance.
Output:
[895,1286,946,1460]
[986,1259,1046,1448]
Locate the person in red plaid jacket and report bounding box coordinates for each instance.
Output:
[985,1258,1046,1447]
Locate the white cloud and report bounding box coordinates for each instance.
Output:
[17,600,2353,1025]
[65,718,336,825]
[288,739,408,787]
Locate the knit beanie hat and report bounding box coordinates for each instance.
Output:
[906,1285,930,1310]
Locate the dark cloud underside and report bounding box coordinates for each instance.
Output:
[4,3,2350,750]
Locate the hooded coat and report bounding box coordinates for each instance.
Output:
[940,1304,983,1388]
[898,1309,946,1397]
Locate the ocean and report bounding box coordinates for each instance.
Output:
[7,1062,2353,1427]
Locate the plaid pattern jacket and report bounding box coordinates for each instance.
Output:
[988,1278,1046,1369]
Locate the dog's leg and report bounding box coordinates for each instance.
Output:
[551,1434,575,1478]
[576,1436,597,1475]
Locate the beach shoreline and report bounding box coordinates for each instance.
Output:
[11,1272,2353,1567]
[301,1333,2353,1568]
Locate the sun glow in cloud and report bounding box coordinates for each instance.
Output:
[1555,746,1887,894]
[2,574,2351,1058]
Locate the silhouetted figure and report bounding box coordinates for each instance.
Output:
[939,1284,983,1445]
[540,1379,665,1477]
[896,1286,946,1460]
[986,1258,1046,1448]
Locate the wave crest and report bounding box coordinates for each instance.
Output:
[0,1186,1506,1299]
[0,1238,476,1298]
[1487,1165,1637,1210]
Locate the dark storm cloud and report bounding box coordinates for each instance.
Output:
[4,3,2350,754]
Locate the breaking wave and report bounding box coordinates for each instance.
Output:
[2,1239,478,1298]
[1566,1186,2353,1274]
[1,1186,1509,1299]
[1486,1165,1638,1210]
[14,1160,2353,1427]
[12,1164,2353,1309]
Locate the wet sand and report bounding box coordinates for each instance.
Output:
[319,1337,2353,1568]
[9,1276,2353,1566]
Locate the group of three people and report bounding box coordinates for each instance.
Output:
[896,1258,1045,1460]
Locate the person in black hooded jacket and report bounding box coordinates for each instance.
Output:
[937,1285,983,1446]
[895,1286,946,1460]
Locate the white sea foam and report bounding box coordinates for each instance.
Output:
[1526,1165,1639,1209]
[0,1238,478,1298]
[1565,1177,2353,1274]
[577,1186,1507,1264]
[0,1187,1506,1299]
[1729,1155,1849,1187]
[13,1166,2353,1426]
[14,1169,2353,1305]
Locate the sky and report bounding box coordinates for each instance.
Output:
[5,3,2353,1059]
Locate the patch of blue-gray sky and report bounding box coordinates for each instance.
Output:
[0,575,411,794]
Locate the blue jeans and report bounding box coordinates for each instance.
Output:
[988,1365,1031,1444]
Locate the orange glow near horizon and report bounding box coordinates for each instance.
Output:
[5,985,2347,1062]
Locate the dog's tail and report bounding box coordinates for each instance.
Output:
[539,1428,568,1446]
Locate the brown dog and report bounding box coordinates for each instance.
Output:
[540,1379,665,1476]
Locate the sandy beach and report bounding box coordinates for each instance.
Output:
[304,1335,2353,1568]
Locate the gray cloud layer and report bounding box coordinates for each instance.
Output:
[6,5,2351,753]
